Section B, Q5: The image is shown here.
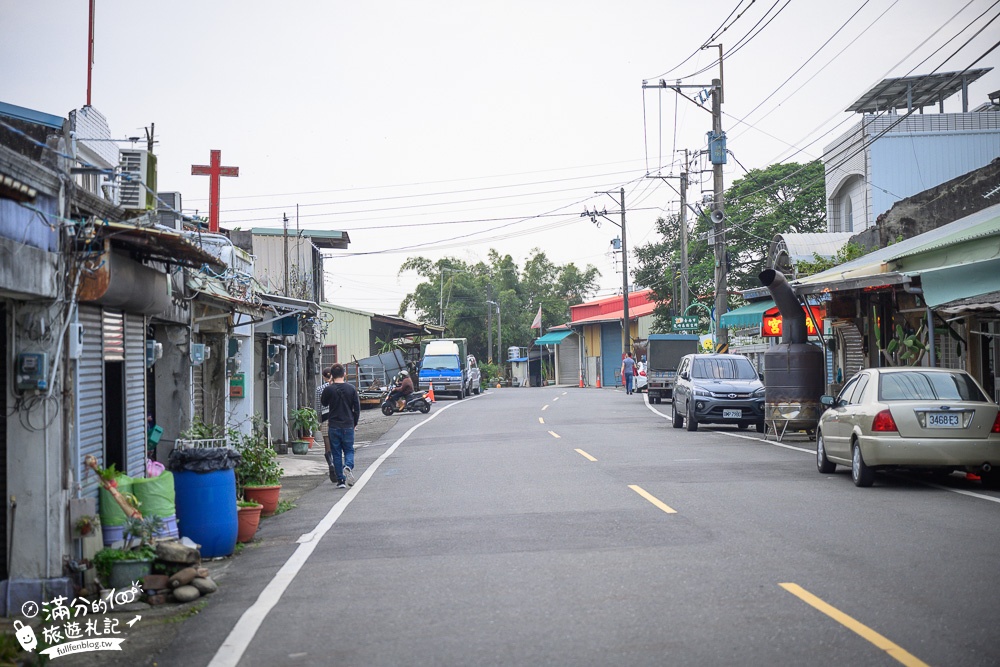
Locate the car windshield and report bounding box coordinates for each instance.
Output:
[421,355,460,371]
[878,371,988,402]
[691,357,757,380]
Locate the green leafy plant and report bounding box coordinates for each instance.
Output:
[75,514,99,536]
[290,407,319,437]
[234,414,283,495]
[180,415,224,440]
[237,499,262,509]
[91,516,160,583]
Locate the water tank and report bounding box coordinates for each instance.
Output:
[508,346,521,361]
[172,469,238,558]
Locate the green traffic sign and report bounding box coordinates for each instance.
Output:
[674,316,699,331]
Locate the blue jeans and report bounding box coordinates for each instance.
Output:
[624,373,634,393]
[327,426,356,482]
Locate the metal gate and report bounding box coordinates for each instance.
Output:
[124,313,146,478]
[600,323,622,388]
[557,334,580,386]
[78,305,105,498]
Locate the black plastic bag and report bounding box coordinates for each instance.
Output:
[167,447,242,473]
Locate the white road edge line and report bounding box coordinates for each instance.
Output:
[642,393,1000,504]
[208,398,468,667]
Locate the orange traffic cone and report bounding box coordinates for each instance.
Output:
[579,374,584,388]
[596,375,602,389]
[427,382,436,403]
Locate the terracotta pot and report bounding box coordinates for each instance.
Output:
[237,504,263,543]
[243,485,281,516]
[303,435,315,449]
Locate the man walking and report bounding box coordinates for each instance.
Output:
[621,351,636,395]
[315,367,332,453]
[321,363,361,488]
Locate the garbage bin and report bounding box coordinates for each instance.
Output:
[167,448,242,558]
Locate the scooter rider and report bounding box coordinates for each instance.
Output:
[388,371,414,408]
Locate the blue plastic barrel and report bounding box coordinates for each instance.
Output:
[172,469,238,558]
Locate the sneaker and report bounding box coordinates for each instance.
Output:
[344,466,355,487]
[336,481,347,489]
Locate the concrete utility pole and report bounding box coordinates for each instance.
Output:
[711,77,728,350]
[584,188,630,355]
[679,149,689,312]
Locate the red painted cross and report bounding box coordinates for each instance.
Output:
[191,149,239,233]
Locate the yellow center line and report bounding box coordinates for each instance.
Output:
[575,449,597,461]
[628,485,677,514]
[548,431,561,439]
[553,397,560,402]
[539,417,545,424]
[542,405,549,411]
[779,583,929,667]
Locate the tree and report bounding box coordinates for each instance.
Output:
[633,160,826,331]
[397,249,600,362]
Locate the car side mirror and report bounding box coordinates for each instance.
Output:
[680,372,689,380]
[759,373,764,382]
[820,395,834,407]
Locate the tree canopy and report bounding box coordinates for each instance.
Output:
[633,160,826,331]
[397,249,600,362]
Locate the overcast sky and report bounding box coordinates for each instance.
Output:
[3,0,998,317]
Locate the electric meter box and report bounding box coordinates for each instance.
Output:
[16,352,48,391]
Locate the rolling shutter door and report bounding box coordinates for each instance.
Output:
[124,313,146,478]
[78,305,104,498]
[0,304,7,579]
[558,335,580,386]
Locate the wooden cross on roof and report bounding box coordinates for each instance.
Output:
[191,149,238,232]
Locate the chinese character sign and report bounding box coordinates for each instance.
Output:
[761,306,824,338]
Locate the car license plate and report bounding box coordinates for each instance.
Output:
[927,412,960,428]
[723,409,742,419]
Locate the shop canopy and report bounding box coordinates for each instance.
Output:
[719,300,775,329]
[534,330,575,345]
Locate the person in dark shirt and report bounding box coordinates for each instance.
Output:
[388,370,414,409]
[321,363,361,488]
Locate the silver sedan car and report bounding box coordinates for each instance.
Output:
[816,367,1000,488]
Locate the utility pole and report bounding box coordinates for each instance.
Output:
[711,76,728,350]
[679,149,689,312]
[584,188,630,355]
[486,286,494,364]
[283,212,289,297]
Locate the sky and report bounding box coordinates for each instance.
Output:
[2,0,999,319]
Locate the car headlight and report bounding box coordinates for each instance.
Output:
[753,386,766,397]
[694,388,712,397]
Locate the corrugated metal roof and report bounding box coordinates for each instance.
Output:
[793,202,1000,290]
[771,233,855,265]
[0,101,64,129]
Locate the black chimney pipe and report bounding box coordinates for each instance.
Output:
[759,269,806,345]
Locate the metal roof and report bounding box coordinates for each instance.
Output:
[846,69,992,113]
[0,101,64,129]
[720,300,775,329]
[771,232,855,266]
[535,330,575,345]
[251,227,351,249]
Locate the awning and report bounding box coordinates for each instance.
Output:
[535,330,575,345]
[909,257,1000,307]
[720,300,774,329]
[101,221,224,270]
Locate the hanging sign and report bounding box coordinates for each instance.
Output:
[761,306,824,338]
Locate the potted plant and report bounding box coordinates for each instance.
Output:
[235,415,284,516]
[236,499,263,543]
[92,515,162,590]
[290,407,320,449]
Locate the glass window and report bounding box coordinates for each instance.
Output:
[850,374,870,405]
[838,376,860,405]
[692,357,758,380]
[878,371,988,402]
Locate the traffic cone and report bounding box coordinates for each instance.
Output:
[579,374,584,388]
[596,375,602,389]
[427,382,436,403]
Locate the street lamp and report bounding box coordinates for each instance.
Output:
[582,187,630,354]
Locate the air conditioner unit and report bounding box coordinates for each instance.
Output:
[119,149,158,211]
[157,191,183,230]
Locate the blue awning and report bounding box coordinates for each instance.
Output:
[534,330,575,345]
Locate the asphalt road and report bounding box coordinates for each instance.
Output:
[149,387,1000,666]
